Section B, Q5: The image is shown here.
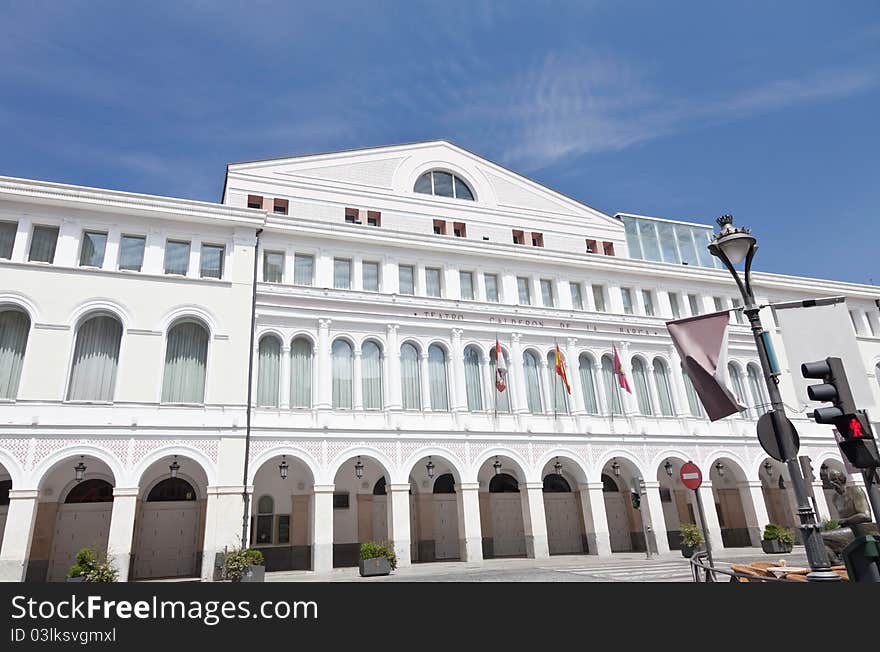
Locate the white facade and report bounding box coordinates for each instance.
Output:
[1,141,879,581]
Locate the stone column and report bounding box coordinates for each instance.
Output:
[451,328,467,412]
[643,481,671,555]
[0,489,39,582]
[352,346,363,411]
[521,482,550,559]
[456,482,483,562]
[645,363,663,417]
[566,338,586,415]
[480,354,493,412]
[311,485,334,573]
[667,345,690,417]
[695,483,725,553]
[316,319,332,410]
[741,481,771,547]
[107,487,139,582]
[419,351,431,411]
[200,485,246,581]
[387,484,412,567]
[580,483,612,556]
[386,324,402,411]
[509,333,528,414]
[280,344,291,409]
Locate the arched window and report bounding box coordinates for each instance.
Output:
[373,476,387,495]
[290,337,313,408]
[653,358,674,416]
[256,336,280,407]
[728,363,748,419]
[523,350,543,414]
[361,340,383,410]
[255,495,274,544]
[65,479,114,503]
[578,353,599,415]
[413,170,475,201]
[601,474,619,492]
[547,350,569,414]
[682,369,704,417]
[631,358,653,415]
[0,479,12,506]
[489,473,519,493]
[433,473,456,494]
[463,346,483,411]
[601,355,623,416]
[489,346,510,413]
[161,320,209,404]
[746,364,767,419]
[0,308,29,400]
[332,340,354,409]
[147,478,196,501]
[400,342,421,410]
[67,314,123,402]
[543,474,572,492]
[427,344,449,411]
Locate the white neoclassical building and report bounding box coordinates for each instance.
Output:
[1,141,879,581]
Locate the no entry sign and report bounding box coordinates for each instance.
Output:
[680,462,702,490]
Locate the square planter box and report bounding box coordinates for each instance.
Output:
[761,539,793,554]
[359,557,391,577]
[66,576,86,583]
[241,564,265,583]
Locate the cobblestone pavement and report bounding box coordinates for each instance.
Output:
[267,548,810,582]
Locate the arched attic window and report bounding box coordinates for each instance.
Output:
[414,170,474,200]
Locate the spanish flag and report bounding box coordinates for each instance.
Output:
[554,344,571,394]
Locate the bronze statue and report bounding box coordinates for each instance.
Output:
[821,469,878,564]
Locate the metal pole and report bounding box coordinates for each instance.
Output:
[241,228,263,549]
[863,468,880,527]
[636,478,651,559]
[693,487,715,570]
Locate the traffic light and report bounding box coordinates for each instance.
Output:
[802,357,880,469]
[630,491,641,509]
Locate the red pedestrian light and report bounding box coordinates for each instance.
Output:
[850,417,863,438]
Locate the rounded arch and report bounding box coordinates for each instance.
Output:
[703,453,749,484]
[471,447,533,484]
[578,350,598,366]
[63,478,114,503]
[358,335,386,352]
[30,445,124,489]
[462,342,485,361]
[130,445,217,489]
[649,449,694,474]
[399,448,466,485]
[288,331,317,349]
[0,448,24,488]
[69,299,131,331]
[399,338,423,356]
[247,446,320,485]
[425,339,451,355]
[412,168,477,201]
[327,447,396,486]
[542,474,571,492]
[158,305,218,336]
[489,472,519,492]
[0,292,40,324]
[534,450,590,485]
[256,328,285,345]
[593,450,649,484]
[146,477,198,502]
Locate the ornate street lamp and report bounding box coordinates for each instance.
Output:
[553,457,563,475]
[709,214,836,580]
[714,462,725,477]
[74,456,87,483]
[664,460,673,477]
[426,457,435,479]
[279,455,289,480]
[169,456,180,479]
[819,463,829,484]
[611,459,620,477]
[354,456,364,480]
[493,457,503,476]
[764,461,774,477]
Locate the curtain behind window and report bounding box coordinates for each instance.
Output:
[547,351,569,413]
[290,338,313,408]
[653,359,674,416]
[746,365,766,419]
[0,309,30,399]
[578,354,599,414]
[728,364,748,419]
[332,340,353,408]
[428,344,448,411]
[361,341,383,409]
[523,351,543,414]
[463,347,483,411]
[683,370,704,417]
[400,343,421,410]
[162,321,208,403]
[257,337,280,407]
[632,358,653,415]
[601,356,623,416]
[489,348,510,413]
[67,315,122,401]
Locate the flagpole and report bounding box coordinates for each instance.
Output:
[494,332,498,421]
[553,340,558,421]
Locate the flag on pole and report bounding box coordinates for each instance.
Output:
[494,338,507,392]
[666,310,745,421]
[612,344,632,394]
[554,344,571,394]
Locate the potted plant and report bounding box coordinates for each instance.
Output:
[359,541,396,577]
[679,523,704,558]
[761,523,794,554]
[67,547,118,582]
[223,548,266,582]
[821,518,840,531]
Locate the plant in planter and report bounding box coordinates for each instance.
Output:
[678,523,704,558]
[761,523,794,554]
[359,541,397,577]
[223,548,266,582]
[67,547,118,583]
[821,518,840,531]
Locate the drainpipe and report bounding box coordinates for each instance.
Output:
[241,227,263,548]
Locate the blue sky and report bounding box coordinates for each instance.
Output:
[1,1,878,284]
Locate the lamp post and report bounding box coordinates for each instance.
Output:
[709,214,837,580]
